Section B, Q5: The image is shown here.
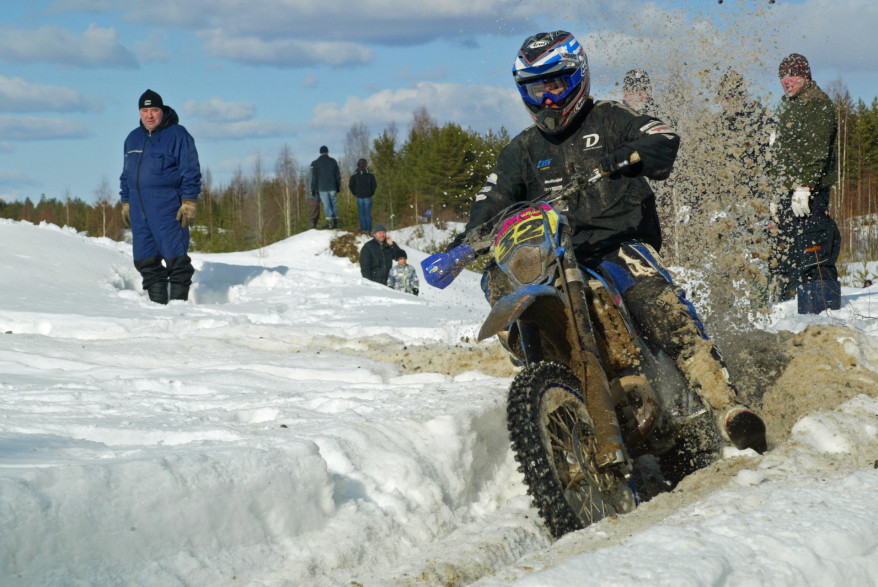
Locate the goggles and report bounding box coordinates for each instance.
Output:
[517,70,582,106]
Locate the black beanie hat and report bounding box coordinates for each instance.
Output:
[139,89,163,109]
[319,145,329,154]
[357,158,367,168]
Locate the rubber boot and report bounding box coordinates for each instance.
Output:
[147,281,169,305]
[136,255,169,305]
[163,255,194,302]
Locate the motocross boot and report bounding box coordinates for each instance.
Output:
[624,275,767,454]
[718,405,767,454]
[678,341,767,454]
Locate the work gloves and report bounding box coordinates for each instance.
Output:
[176,199,197,227]
[791,186,811,217]
[121,201,130,228]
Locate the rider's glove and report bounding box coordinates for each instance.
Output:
[791,186,811,217]
[121,201,130,228]
[412,288,419,296]
[445,232,467,252]
[598,146,640,177]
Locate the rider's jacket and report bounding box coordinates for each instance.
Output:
[466,99,680,261]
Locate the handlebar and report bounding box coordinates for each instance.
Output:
[421,151,640,289]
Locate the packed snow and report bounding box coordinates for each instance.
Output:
[2,219,878,586]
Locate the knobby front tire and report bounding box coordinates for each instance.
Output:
[507,362,636,538]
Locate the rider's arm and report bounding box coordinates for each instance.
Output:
[464,140,530,233]
[605,103,681,181]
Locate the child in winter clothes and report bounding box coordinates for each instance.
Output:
[387,252,419,295]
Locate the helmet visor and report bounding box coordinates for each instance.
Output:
[517,70,582,106]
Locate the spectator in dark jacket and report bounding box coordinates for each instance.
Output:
[120,89,201,304]
[359,223,404,285]
[310,146,341,229]
[348,158,377,233]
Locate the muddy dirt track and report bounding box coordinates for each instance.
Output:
[328,322,878,585]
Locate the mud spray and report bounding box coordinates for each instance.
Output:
[538,1,877,441]
[333,1,876,447]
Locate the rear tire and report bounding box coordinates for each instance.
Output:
[659,411,722,488]
[507,362,636,538]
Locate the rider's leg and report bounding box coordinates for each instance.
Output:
[600,242,766,453]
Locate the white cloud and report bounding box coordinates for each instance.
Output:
[182,98,257,122]
[191,119,297,140]
[119,0,534,42]
[769,0,878,74]
[309,82,530,134]
[200,31,374,67]
[0,75,101,114]
[0,24,138,68]
[0,116,91,141]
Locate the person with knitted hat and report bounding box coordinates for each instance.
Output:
[386,250,419,296]
[119,89,202,304]
[767,53,841,313]
[359,222,405,285]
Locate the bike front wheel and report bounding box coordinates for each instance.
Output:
[507,362,637,538]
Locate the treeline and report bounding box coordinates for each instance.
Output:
[0,108,508,253]
[3,96,878,260]
[830,87,878,261]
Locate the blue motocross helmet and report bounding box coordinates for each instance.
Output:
[513,31,591,135]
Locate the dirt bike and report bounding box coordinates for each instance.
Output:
[421,154,723,538]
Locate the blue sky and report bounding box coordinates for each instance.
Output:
[1,0,876,204]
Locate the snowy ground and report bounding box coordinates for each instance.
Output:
[2,219,878,586]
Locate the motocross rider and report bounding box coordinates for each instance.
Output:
[457,30,767,454]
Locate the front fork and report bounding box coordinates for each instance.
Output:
[557,245,631,473]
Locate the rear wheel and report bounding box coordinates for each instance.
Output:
[507,362,636,538]
[659,410,722,488]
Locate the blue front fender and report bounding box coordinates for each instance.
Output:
[477,284,566,341]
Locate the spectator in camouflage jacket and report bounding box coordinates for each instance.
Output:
[386,251,419,295]
[767,53,840,312]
